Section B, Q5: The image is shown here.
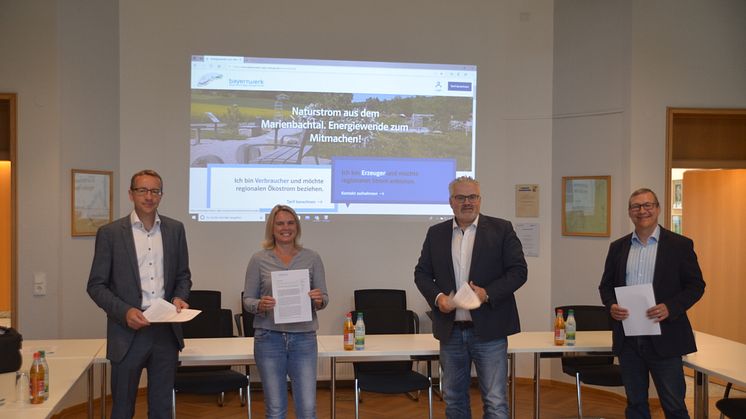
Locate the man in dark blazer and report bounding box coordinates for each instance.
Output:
[415,176,527,419]
[88,169,192,419]
[599,188,705,419]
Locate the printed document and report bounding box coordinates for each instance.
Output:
[143,298,201,323]
[271,269,312,324]
[614,284,661,336]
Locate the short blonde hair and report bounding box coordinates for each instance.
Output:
[448,176,480,197]
[262,205,303,249]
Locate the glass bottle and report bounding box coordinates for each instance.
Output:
[554,309,565,346]
[343,312,355,351]
[29,351,45,404]
[565,309,576,346]
[354,312,365,350]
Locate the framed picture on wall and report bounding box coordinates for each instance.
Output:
[672,179,683,209]
[71,169,113,236]
[672,214,682,234]
[561,175,611,237]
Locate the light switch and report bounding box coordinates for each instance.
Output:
[33,272,46,296]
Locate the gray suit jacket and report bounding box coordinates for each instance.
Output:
[87,214,192,363]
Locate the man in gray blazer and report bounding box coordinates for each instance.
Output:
[88,169,192,419]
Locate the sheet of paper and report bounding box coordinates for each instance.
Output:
[271,269,312,324]
[614,284,661,336]
[143,298,201,323]
[452,282,481,310]
[515,222,540,257]
[515,184,539,217]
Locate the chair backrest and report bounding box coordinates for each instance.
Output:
[354,289,407,311]
[188,290,222,310]
[357,308,417,335]
[236,291,256,337]
[183,308,234,338]
[239,309,255,337]
[556,305,612,331]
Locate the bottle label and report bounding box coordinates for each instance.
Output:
[566,330,576,345]
[344,331,354,349]
[355,329,365,350]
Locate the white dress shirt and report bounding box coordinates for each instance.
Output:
[130,211,165,309]
[451,214,479,321]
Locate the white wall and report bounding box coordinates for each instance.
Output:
[116,0,554,366]
[0,0,63,338]
[3,0,745,405]
[629,0,746,192]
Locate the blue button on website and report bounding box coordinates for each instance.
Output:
[448,82,472,91]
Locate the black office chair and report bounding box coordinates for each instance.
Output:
[556,305,623,419]
[234,291,256,338]
[353,308,432,419]
[354,289,407,310]
[353,288,420,334]
[716,382,746,419]
[187,290,222,310]
[173,308,250,419]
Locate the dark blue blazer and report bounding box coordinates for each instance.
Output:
[414,215,528,341]
[87,214,192,362]
[598,226,705,357]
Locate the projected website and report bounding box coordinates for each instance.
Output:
[189,55,477,222]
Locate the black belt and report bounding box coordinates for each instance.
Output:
[453,321,473,329]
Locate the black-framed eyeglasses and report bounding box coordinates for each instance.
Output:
[131,187,163,196]
[628,202,658,212]
[452,194,480,203]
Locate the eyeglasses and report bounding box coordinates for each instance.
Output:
[628,202,658,212]
[131,187,163,196]
[452,194,480,203]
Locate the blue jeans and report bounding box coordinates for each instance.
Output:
[619,337,689,419]
[439,327,509,419]
[254,329,318,419]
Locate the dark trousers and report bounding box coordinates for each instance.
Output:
[110,323,179,419]
[619,336,689,419]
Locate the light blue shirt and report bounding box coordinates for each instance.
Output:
[625,225,660,286]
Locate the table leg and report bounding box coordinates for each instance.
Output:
[88,365,94,419]
[694,370,709,419]
[509,353,516,419]
[330,357,336,419]
[534,353,541,419]
[101,362,107,419]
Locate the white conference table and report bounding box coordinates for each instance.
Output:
[683,331,746,419]
[0,339,105,419]
[180,337,253,366]
[24,330,743,419]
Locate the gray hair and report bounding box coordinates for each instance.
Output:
[448,176,480,197]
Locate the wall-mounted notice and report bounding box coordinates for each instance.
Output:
[515,184,539,217]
